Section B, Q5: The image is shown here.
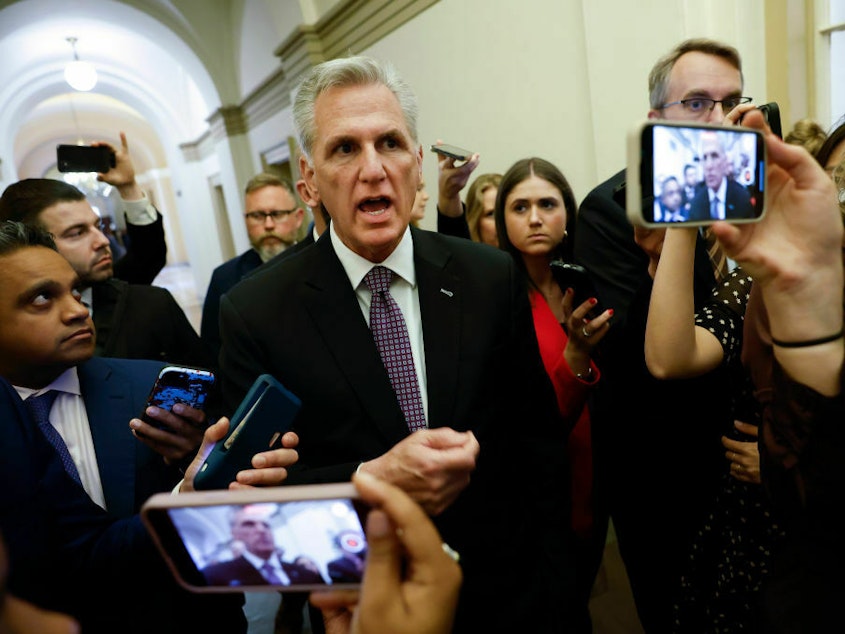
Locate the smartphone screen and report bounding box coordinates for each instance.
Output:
[627,121,766,227]
[141,366,216,428]
[142,486,369,592]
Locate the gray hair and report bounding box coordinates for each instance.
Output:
[648,38,743,110]
[293,56,419,163]
[0,220,57,257]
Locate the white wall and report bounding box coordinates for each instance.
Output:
[361,0,766,230]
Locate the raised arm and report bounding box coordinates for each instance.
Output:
[644,227,725,378]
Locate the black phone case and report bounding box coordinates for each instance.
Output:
[193,374,301,491]
[56,144,116,173]
[549,260,601,316]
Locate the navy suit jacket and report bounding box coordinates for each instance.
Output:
[219,227,572,632]
[77,356,182,517]
[687,179,754,222]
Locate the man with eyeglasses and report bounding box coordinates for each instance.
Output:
[201,173,305,361]
[574,38,758,633]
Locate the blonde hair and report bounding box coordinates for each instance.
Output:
[785,119,828,157]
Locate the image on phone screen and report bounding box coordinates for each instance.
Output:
[167,497,368,589]
[630,121,766,227]
[141,366,215,428]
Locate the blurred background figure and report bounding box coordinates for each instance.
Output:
[784,117,828,156]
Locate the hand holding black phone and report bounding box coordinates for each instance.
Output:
[141,365,216,430]
[549,260,602,317]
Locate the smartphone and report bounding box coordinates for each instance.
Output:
[56,144,116,173]
[430,143,473,161]
[626,120,766,228]
[193,374,301,491]
[141,366,216,430]
[141,483,369,593]
[549,260,602,317]
[757,102,782,139]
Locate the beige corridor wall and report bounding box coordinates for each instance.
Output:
[362,0,768,226]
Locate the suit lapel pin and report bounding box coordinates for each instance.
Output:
[440,288,454,298]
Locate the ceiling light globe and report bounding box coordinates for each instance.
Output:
[64,60,97,91]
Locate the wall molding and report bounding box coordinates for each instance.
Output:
[179,0,439,162]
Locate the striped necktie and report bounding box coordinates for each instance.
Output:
[25,390,82,485]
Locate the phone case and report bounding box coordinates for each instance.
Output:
[549,260,601,316]
[193,374,301,491]
[430,143,472,161]
[141,483,365,593]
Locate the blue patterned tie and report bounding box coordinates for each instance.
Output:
[364,266,427,432]
[25,390,82,485]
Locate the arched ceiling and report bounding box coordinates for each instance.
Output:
[0,0,233,182]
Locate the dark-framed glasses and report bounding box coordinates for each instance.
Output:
[661,96,752,114]
[244,209,296,223]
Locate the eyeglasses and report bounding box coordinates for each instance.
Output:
[244,209,296,223]
[660,96,752,115]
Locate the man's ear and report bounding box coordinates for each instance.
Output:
[298,155,320,207]
[647,109,660,120]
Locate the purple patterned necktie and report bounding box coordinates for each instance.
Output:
[364,266,427,432]
[25,390,82,485]
[261,561,284,585]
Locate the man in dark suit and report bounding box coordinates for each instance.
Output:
[0,221,249,633]
[0,174,211,369]
[687,130,754,221]
[573,39,755,632]
[200,174,306,359]
[219,56,570,633]
[202,506,324,587]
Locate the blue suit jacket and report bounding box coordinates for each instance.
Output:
[77,356,181,517]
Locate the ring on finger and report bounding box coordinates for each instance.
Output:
[582,327,592,338]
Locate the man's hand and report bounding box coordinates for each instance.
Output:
[129,403,206,465]
[94,131,143,200]
[178,420,299,492]
[310,471,462,634]
[433,140,481,218]
[359,428,479,516]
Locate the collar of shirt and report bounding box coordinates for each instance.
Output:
[14,366,81,401]
[709,179,728,204]
[330,222,416,289]
[80,287,93,316]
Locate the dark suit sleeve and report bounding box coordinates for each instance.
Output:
[114,210,167,285]
[574,170,649,331]
[436,205,471,239]
[200,268,226,365]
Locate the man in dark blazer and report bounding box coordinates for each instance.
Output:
[0,222,249,633]
[574,39,752,632]
[219,56,571,633]
[0,175,211,369]
[200,174,306,360]
[687,130,754,221]
[202,507,324,587]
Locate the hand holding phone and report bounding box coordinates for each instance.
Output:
[626,120,766,227]
[141,483,369,592]
[141,366,216,430]
[193,374,301,491]
[56,144,116,173]
[549,260,602,317]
